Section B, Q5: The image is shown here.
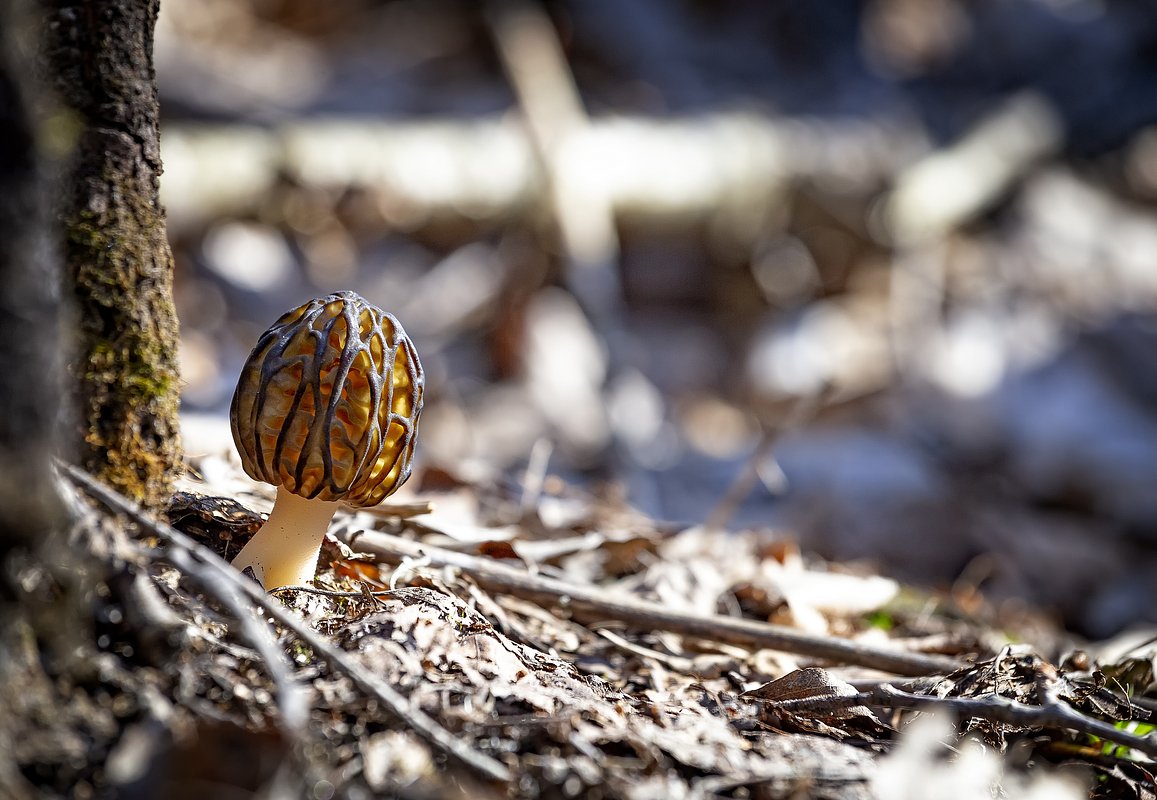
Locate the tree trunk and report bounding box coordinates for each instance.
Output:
[0,0,63,567]
[44,0,181,511]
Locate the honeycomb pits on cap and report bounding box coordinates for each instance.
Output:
[229,291,424,589]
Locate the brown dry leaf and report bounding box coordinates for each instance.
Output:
[475,539,524,562]
[330,558,386,586]
[744,667,893,742]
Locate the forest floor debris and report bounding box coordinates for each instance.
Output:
[2,455,1154,799]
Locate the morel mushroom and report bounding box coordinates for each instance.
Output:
[230,291,423,588]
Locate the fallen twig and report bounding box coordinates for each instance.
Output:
[177,555,310,734]
[595,627,696,673]
[764,674,1157,760]
[705,386,829,533]
[340,527,964,677]
[60,464,514,785]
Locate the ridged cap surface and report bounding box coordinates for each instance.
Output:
[230,291,423,507]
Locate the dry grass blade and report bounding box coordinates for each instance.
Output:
[341,527,964,676]
[705,386,830,533]
[60,464,514,785]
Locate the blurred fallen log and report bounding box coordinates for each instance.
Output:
[161,113,924,233]
[885,92,1063,246]
[339,527,964,677]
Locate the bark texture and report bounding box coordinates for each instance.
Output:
[44,0,181,510]
[0,0,63,565]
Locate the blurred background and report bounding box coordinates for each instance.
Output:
[159,0,1157,637]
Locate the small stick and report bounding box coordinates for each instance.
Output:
[519,437,553,514]
[61,464,513,785]
[763,681,1157,760]
[594,628,696,674]
[705,386,830,533]
[340,528,964,677]
[269,585,399,600]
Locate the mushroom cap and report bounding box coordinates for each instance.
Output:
[230,291,424,507]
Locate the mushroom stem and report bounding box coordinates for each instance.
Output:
[232,486,339,589]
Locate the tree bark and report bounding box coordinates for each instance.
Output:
[44,0,181,511]
[0,0,63,567]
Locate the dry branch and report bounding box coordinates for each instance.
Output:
[339,527,964,677]
[885,92,1062,246]
[764,668,1157,760]
[487,0,623,322]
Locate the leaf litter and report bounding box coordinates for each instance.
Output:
[4,449,1155,800]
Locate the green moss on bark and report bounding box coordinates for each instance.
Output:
[46,0,182,510]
